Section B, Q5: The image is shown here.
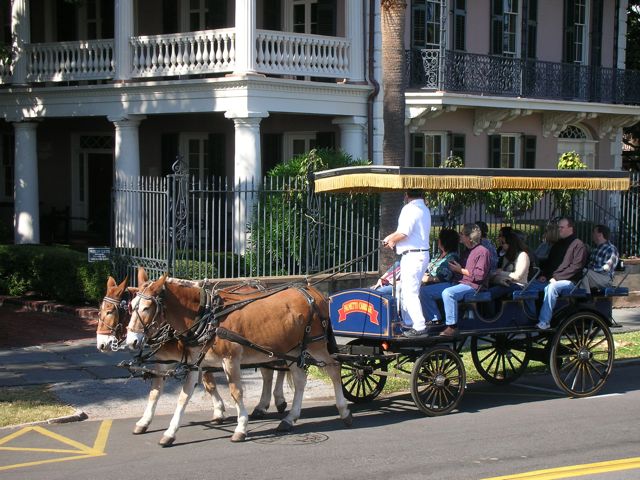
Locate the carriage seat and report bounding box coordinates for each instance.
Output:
[511,290,539,301]
[462,291,492,303]
[601,286,629,297]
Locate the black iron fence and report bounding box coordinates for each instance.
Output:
[111,169,640,282]
[407,49,640,105]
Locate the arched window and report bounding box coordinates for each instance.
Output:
[559,125,588,139]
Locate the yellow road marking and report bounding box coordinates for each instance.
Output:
[483,456,640,480]
[0,420,112,472]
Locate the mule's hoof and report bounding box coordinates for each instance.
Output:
[132,425,148,435]
[230,432,246,442]
[276,401,288,414]
[276,420,293,433]
[342,411,353,428]
[249,408,267,420]
[211,416,225,425]
[159,435,175,447]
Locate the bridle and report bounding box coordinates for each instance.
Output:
[97,293,131,346]
[128,285,165,338]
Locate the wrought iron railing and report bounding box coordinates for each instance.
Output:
[407,49,640,105]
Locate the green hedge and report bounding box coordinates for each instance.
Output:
[0,245,111,304]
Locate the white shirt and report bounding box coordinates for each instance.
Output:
[395,199,431,254]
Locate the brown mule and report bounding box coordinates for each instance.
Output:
[126,267,352,445]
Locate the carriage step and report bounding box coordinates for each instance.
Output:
[602,287,629,297]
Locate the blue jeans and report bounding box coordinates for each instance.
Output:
[538,280,575,326]
[488,283,521,300]
[442,283,475,326]
[419,282,453,323]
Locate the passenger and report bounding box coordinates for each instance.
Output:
[474,221,498,273]
[372,260,401,296]
[488,231,531,300]
[382,189,431,337]
[579,224,619,292]
[534,217,589,330]
[534,223,560,266]
[418,228,461,325]
[439,223,491,337]
[496,226,514,262]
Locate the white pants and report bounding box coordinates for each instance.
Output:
[400,251,430,330]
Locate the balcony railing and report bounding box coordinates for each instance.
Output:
[0,28,351,85]
[26,39,115,82]
[407,49,640,105]
[131,28,235,78]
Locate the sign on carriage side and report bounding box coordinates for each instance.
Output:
[338,299,379,325]
[88,247,111,262]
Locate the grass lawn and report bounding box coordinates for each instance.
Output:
[0,386,76,428]
[310,330,640,395]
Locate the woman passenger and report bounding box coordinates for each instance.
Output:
[439,223,491,337]
[488,231,531,301]
[418,228,461,325]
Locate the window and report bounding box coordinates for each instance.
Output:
[563,0,589,64]
[284,132,316,161]
[290,0,335,36]
[1,134,14,201]
[489,134,536,168]
[186,0,227,31]
[412,133,445,167]
[490,0,521,57]
[411,0,443,49]
[453,0,466,51]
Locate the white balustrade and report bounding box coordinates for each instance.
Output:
[26,39,114,82]
[256,30,350,78]
[131,29,235,77]
[0,58,10,83]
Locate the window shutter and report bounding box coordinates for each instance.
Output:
[262,0,282,30]
[523,135,536,169]
[490,0,504,55]
[162,0,179,34]
[412,134,425,167]
[449,133,466,163]
[489,135,501,168]
[411,2,426,48]
[453,0,466,51]
[262,133,283,175]
[161,133,179,176]
[563,0,576,62]
[590,0,604,67]
[101,0,114,38]
[207,134,226,179]
[316,0,336,36]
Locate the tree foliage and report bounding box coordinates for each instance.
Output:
[553,151,588,217]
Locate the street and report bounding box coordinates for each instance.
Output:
[2,361,639,480]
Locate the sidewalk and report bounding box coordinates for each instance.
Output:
[0,298,638,423]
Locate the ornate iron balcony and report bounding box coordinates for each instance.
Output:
[407,49,640,106]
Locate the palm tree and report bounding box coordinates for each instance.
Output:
[379,0,407,273]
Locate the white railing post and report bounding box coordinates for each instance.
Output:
[345,0,362,82]
[115,0,133,81]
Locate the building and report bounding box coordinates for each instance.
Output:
[0,0,638,249]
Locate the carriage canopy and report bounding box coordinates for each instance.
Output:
[313,166,630,193]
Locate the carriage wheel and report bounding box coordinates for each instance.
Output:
[341,357,388,403]
[549,311,614,398]
[470,333,531,384]
[410,347,466,416]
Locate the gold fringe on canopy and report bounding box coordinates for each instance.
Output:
[314,172,630,193]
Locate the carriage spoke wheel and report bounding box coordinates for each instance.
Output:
[341,357,388,403]
[411,347,466,416]
[471,333,531,384]
[550,312,614,398]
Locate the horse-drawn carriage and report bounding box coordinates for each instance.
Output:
[98,165,631,444]
[315,165,630,415]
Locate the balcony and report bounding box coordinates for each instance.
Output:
[3,29,350,84]
[407,50,640,106]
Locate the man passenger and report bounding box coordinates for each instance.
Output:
[580,224,619,292]
[536,217,588,330]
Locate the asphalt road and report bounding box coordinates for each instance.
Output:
[2,362,640,480]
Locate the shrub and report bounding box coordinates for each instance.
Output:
[0,244,112,304]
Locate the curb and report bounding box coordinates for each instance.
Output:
[0,410,89,430]
[0,296,98,320]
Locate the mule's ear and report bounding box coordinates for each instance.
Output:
[137,267,148,285]
[157,273,168,287]
[118,275,129,290]
[127,287,139,295]
[107,276,117,288]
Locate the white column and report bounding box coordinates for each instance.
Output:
[225,110,269,254]
[109,115,145,247]
[233,0,257,75]
[346,0,365,82]
[333,116,367,161]
[114,0,134,81]
[14,122,39,244]
[11,0,31,84]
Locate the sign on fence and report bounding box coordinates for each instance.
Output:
[88,247,111,262]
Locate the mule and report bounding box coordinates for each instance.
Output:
[126,268,351,445]
[97,274,287,436]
